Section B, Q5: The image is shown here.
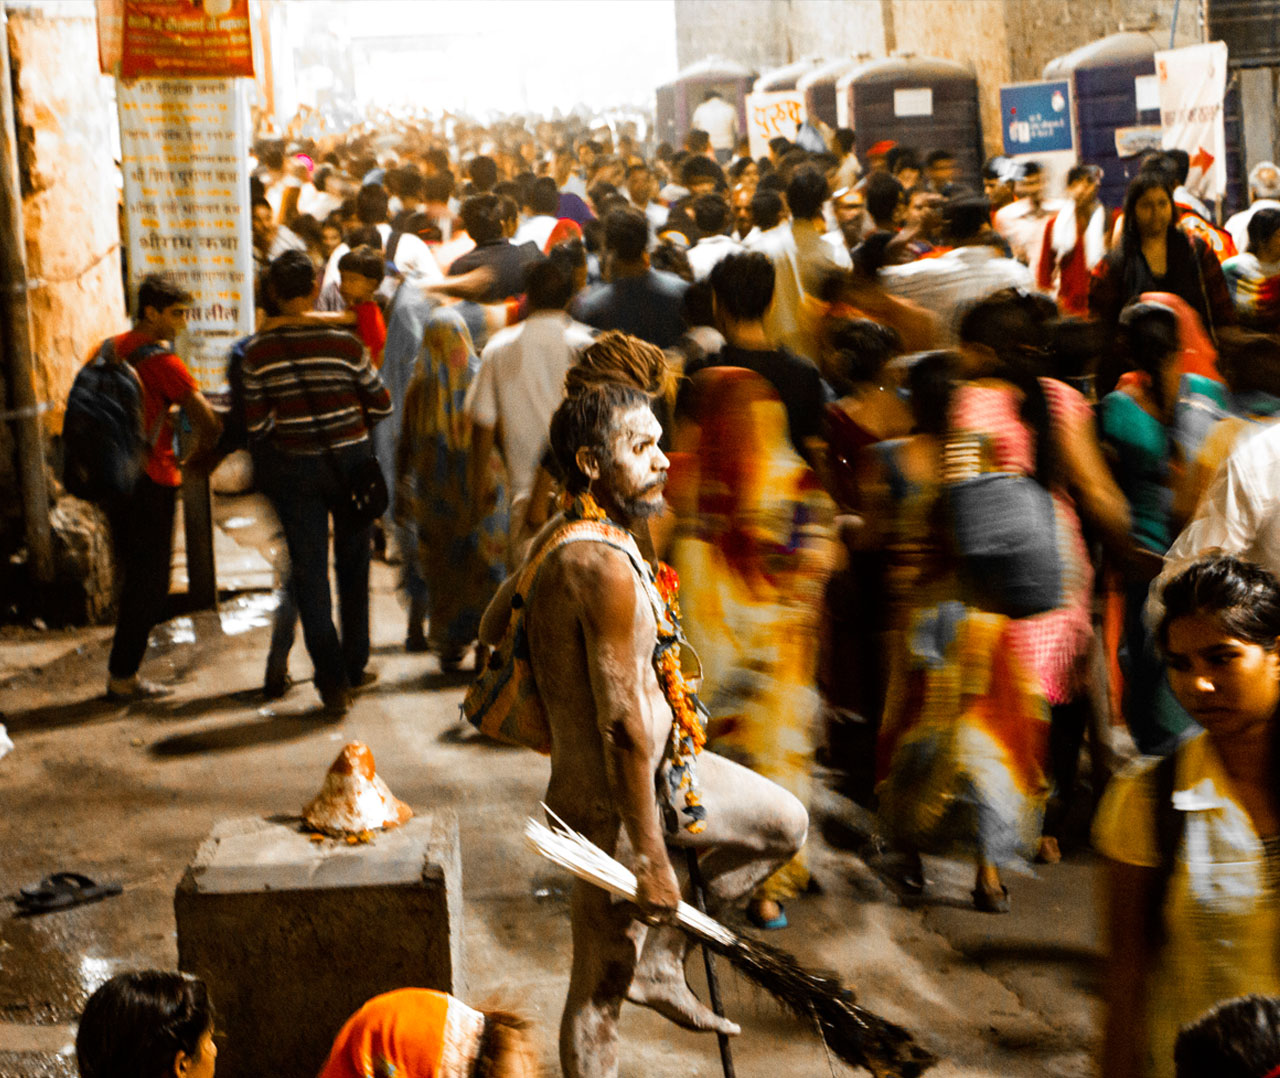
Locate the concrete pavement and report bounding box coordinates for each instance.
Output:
[0,491,1104,1078]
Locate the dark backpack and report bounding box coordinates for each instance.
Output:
[62,336,168,504]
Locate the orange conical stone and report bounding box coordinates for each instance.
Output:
[302,741,413,836]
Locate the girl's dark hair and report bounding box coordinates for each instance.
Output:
[956,290,1059,487]
[1121,172,1175,251]
[851,229,894,278]
[77,971,214,1078]
[649,240,693,282]
[827,317,901,393]
[1247,206,1280,254]
[1215,328,1280,398]
[1157,554,1280,651]
[1119,300,1181,415]
[1046,317,1106,382]
[907,350,960,435]
[1175,994,1280,1078]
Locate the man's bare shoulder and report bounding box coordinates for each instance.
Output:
[533,538,643,624]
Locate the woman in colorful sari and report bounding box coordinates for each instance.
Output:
[868,320,1081,912]
[395,308,508,671]
[666,366,838,929]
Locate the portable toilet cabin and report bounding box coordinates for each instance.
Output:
[1043,32,1162,213]
[1042,31,1246,217]
[797,58,859,130]
[671,57,755,149]
[839,56,984,190]
[754,58,821,94]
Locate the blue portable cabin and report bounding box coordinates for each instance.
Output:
[1043,31,1246,218]
[837,55,984,191]
[798,58,860,131]
[1043,32,1163,214]
[753,58,822,95]
[669,57,755,149]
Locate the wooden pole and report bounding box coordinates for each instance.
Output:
[0,8,53,584]
[685,847,736,1078]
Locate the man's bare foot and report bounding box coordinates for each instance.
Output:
[1035,835,1062,864]
[627,971,740,1035]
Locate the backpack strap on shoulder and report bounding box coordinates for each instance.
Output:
[516,518,649,605]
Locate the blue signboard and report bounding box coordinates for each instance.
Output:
[1000,80,1074,155]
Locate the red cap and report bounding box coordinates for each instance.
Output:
[868,139,897,157]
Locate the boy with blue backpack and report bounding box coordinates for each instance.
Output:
[65,274,221,700]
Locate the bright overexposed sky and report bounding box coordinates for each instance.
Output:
[281,0,678,118]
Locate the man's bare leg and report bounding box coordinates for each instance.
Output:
[561,876,646,1078]
[626,752,808,1031]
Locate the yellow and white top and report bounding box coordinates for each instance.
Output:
[1094,731,1280,1078]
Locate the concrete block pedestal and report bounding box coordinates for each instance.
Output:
[175,811,462,1078]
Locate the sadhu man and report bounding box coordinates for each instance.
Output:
[480,375,807,1078]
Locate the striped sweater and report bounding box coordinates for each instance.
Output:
[241,325,392,454]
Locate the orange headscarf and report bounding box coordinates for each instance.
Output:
[316,989,485,1078]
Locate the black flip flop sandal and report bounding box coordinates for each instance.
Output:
[16,872,122,913]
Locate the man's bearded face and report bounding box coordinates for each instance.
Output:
[598,404,668,520]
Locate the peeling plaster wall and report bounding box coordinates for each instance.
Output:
[1,3,125,615]
[7,5,126,433]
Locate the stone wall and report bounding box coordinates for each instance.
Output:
[673,0,1203,158]
[673,0,796,73]
[784,1,886,67]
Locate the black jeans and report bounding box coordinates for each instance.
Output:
[254,442,373,697]
[107,475,178,679]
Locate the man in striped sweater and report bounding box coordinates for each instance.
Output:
[241,251,392,715]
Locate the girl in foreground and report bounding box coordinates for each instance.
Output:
[1096,554,1280,1078]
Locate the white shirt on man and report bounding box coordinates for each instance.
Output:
[686,233,743,281]
[691,97,739,152]
[881,245,1033,342]
[994,198,1061,268]
[515,214,558,252]
[464,309,595,499]
[1225,199,1280,255]
[391,230,443,284]
[1164,420,1280,581]
[748,220,810,358]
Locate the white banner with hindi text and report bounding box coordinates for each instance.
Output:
[1155,42,1229,203]
[745,91,805,161]
[118,77,253,392]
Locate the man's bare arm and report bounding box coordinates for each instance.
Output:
[468,421,497,524]
[574,547,681,919]
[179,389,223,470]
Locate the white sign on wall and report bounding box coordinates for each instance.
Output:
[118,77,253,391]
[745,91,805,159]
[1155,41,1229,202]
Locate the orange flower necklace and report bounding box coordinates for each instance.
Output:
[564,491,707,834]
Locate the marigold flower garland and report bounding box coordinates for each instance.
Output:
[565,492,708,833]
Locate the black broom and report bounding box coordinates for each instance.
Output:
[526,811,937,1078]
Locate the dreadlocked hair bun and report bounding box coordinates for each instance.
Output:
[566,330,678,404]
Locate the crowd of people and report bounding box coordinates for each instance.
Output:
[92,108,1280,1077]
